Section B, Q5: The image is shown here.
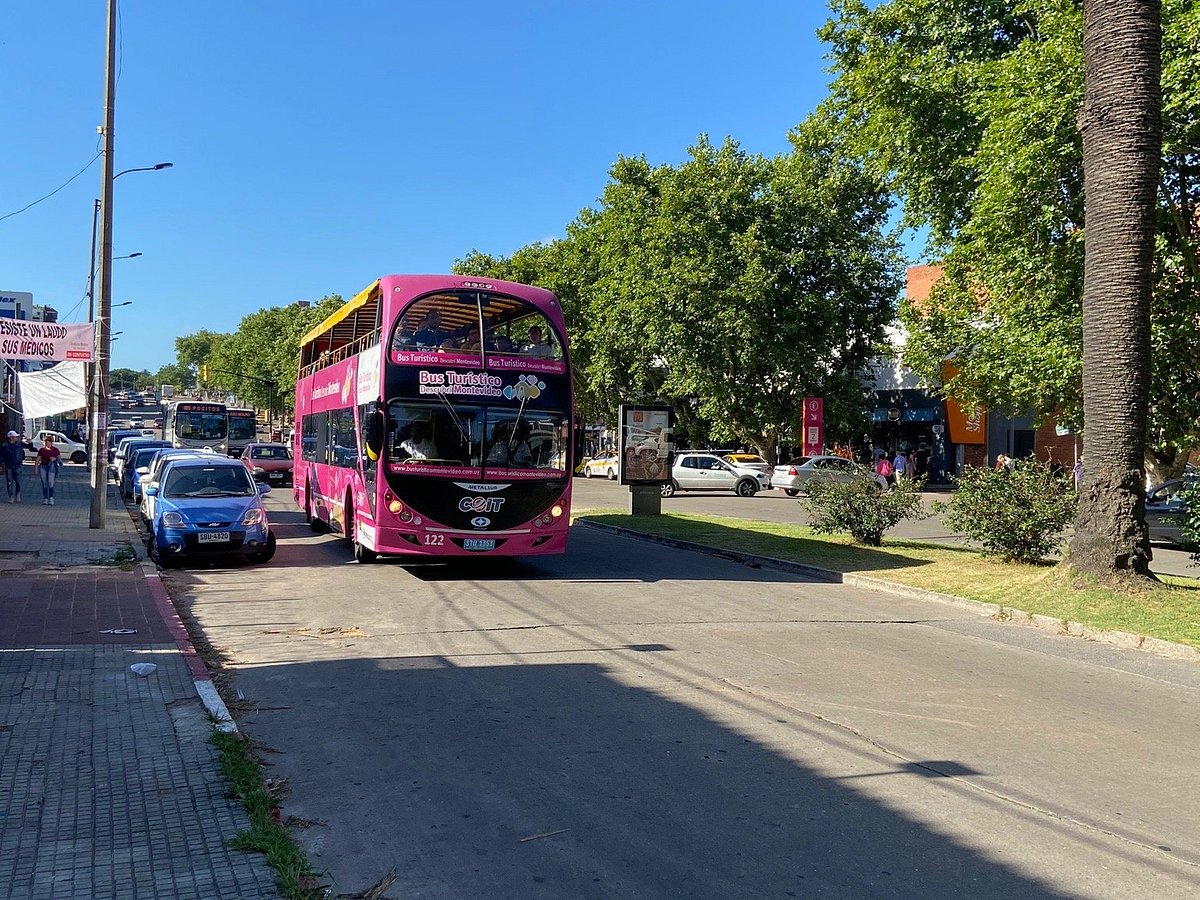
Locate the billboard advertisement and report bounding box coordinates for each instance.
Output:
[619,405,674,485]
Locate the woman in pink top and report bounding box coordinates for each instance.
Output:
[35,436,61,505]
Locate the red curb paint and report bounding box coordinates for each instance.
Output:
[144,569,210,680]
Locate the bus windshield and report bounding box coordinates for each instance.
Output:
[387,402,569,473]
[175,412,227,441]
[228,413,256,443]
[389,291,565,364]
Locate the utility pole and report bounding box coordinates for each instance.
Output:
[88,0,117,529]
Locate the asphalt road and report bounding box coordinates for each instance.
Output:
[571,473,1200,579]
[157,487,1200,899]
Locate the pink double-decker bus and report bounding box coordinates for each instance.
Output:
[293,275,574,562]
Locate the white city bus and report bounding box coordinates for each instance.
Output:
[163,399,228,454]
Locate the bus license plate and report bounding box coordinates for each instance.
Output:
[198,531,230,544]
[463,538,496,551]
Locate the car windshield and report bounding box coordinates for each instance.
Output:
[250,446,291,460]
[162,466,256,498]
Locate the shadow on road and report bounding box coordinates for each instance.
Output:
[243,654,1088,898]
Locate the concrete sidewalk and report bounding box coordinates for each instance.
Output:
[0,463,276,899]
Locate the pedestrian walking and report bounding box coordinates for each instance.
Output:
[1,430,30,502]
[892,448,909,481]
[35,434,62,505]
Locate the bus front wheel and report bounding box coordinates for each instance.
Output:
[347,495,377,564]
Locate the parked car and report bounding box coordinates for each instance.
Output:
[661,452,770,497]
[112,437,170,485]
[239,442,293,486]
[770,455,882,496]
[121,445,170,502]
[145,456,276,566]
[107,428,145,463]
[581,450,620,480]
[138,449,212,525]
[1145,478,1198,547]
[25,430,88,464]
[720,452,771,474]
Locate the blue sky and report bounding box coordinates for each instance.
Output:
[1,2,862,373]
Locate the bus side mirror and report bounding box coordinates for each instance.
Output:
[364,409,384,459]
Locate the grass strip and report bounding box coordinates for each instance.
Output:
[578,511,1200,650]
[210,730,322,900]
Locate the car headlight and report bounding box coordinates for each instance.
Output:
[242,507,264,526]
[162,512,184,527]
[253,466,265,473]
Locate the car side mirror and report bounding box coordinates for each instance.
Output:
[257,483,272,494]
[145,486,158,497]
[136,467,150,475]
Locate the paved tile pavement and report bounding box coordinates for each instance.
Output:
[0,463,278,898]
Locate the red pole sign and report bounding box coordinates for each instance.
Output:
[802,397,824,457]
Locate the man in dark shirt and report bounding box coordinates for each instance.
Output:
[413,310,447,348]
[1,431,31,503]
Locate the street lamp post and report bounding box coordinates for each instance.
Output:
[87,0,174,527]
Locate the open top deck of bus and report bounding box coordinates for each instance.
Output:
[297,275,564,379]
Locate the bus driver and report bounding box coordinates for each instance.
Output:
[400,423,438,460]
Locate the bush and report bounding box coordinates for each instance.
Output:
[936,459,1075,563]
[804,474,927,546]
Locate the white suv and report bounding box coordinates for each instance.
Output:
[661,452,770,498]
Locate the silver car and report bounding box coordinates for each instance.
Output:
[770,455,879,496]
[662,452,770,498]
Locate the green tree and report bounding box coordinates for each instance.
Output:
[821,0,1198,485]
[174,329,230,390]
[109,367,152,392]
[469,131,901,461]
[203,296,344,414]
[153,363,191,393]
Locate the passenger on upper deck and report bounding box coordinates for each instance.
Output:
[391,324,417,351]
[522,325,553,359]
[462,323,494,352]
[413,310,448,348]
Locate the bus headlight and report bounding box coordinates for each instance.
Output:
[551,505,563,518]
[388,499,404,515]
[399,509,413,523]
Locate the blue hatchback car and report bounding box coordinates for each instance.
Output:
[145,457,276,566]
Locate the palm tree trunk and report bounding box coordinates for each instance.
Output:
[1068,0,1162,579]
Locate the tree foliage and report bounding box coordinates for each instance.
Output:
[821,0,1199,480]
[173,297,343,414]
[459,128,903,461]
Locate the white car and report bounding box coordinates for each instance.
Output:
[661,452,770,497]
[581,450,621,479]
[770,455,883,495]
[25,430,88,464]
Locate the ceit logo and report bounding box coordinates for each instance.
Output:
[459,495,505,513]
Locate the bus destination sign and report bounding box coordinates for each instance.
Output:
[176,402,224,414]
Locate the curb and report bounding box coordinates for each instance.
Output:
[140,559,238,732]
[576,519,1200,664]
[117,482,240,732]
